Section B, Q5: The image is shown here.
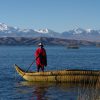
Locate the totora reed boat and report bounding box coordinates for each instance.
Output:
[14,64,100,83]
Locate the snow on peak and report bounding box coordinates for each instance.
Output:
[35,28,49,33]
[86,29,92,33]
[73,28,85,34]
[0,23,8,31]
[71,28,93,34]
[18,29,31,33]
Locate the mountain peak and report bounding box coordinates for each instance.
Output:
[71,28,85,34]
[35,28,49,33]
[0,23,8,31]
[86,29,92,33]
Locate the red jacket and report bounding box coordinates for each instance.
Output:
[35,47,47,67]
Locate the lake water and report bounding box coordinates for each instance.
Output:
[0,46,100,100]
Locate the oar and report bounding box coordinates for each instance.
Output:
[25,59,36,72]
[25,55,39,72]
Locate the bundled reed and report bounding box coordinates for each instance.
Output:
[15,65,100,84]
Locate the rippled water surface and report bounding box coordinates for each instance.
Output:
[0,46,100,100]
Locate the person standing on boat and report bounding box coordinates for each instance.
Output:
[35,43,47,72]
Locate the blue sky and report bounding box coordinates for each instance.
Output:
[0,0,100,32]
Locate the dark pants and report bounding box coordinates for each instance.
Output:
[37,66,44,72]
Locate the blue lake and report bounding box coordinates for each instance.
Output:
[0,46,100,100]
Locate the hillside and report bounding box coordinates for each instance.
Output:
[0,37,96,46]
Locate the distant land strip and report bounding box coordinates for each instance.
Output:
[0,37,97,46]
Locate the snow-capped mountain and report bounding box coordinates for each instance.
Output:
[35,28,60,37]
[0,23,100,41]
[62,28,100,35]
[71,28,86,34]
[34,28,49,33]
[0,23,59,37]
[0,23,9,31]
[62,28,100,41]
[0,23,19,33]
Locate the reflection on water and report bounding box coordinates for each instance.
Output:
[15,81,100,100]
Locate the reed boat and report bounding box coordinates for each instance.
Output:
[67,45,79,49]
[14,64,100,83]
[67,42,80,49]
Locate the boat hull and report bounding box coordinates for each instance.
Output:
[15,64,100,83]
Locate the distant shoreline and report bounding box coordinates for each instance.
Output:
[0,37,97,46]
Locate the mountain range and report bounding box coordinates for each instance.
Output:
[0,23,100,42]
